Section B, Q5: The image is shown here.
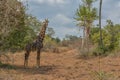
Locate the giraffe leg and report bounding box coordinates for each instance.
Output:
[24,51,29,68]
[36,50,41,68]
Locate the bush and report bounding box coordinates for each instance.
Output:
[43,35,60,53]
[92,45,109,56]
[91,71,118,80]
[0,63,15,69]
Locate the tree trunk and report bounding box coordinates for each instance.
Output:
[99,0,103,48]
[81,27,85,51]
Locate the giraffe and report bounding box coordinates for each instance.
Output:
[24,19,49,68]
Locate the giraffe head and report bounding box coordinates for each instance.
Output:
[43,19,49,27]
[39,19,49,40]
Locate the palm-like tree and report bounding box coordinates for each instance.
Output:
[75,0,97,53]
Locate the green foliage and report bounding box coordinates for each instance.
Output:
[92,45,108,56]
[90,27,100,44]
[0,62,16,69]
[0,0,42,52]
[54,37,61,43]
[44,27,60,51]
[65,34,79,41]
[0,0,25,38]
[1,26,36,52]
[90,20,120,55]
[75,0,98,56]
[61,35,81,49]
[3,29,26,51]
[46,27,55,37]
[0,0,26,52]
[25,14,42,34]
[43,35,61,52]
[91,71,118,80]
[44,35,60,48]
[75,0,98,27]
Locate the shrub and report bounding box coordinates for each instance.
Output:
[91,71,118,80]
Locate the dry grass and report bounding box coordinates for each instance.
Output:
[0,48,120,80]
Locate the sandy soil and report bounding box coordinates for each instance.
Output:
[0,49,120,80]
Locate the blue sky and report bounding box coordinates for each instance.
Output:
[19,0,120,39]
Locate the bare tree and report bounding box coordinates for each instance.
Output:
[99,0,103,49]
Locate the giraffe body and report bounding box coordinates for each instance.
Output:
[24,19,49,68]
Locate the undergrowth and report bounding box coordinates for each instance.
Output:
[0,62,16,69]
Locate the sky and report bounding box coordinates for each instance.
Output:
[19,0,120,39]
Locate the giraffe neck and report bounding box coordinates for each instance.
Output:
[39,24,47,41]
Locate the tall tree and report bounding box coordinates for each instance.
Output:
[0,0,42,52]
[0,0,25,38]
[0,0,26,51]
[75,0,97,54]
[99,0,103,49]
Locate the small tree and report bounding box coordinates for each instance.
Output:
[75,0,97,56]
[0,0,26,51]
[46,27,55,37]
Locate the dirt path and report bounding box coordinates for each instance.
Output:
[0,49,120,80]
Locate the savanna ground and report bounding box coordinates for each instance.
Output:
[0,47,120,80]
